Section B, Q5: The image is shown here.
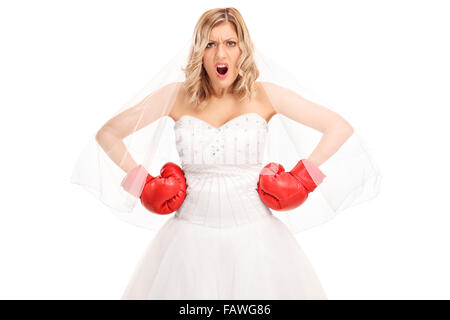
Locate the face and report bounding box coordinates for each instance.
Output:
[202,22,242,96]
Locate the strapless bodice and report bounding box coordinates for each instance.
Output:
[173,113,272,228]
[173,112,268,166]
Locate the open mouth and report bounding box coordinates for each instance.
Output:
[215,63,229,78]
[217,65,228,75]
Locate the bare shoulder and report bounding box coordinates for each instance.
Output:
[255,81,277,121]
[168,82,189,121]
[256,80,281,94]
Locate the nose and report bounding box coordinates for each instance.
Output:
[215,43,227,59]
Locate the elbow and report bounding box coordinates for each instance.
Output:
[326,121,353,136]
[346,124,354,136]
[325,121,354,143]
[339,124,354,140]
[95,128,105,145]
[95,125,123,153]
[95,126,113,147]
[324,112,354,137]
[336,117,354,137]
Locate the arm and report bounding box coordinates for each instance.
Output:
[260,81,354,167]
[257,82,354,210]
[95,82,182,173]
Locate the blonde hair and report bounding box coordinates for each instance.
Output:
[182,7,260,111]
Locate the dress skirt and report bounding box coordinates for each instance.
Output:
[121,213,328,300]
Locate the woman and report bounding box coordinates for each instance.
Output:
[73,7,380,299]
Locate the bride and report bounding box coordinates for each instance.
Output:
[72,7,380,300]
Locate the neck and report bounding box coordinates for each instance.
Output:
[211,83,234,99]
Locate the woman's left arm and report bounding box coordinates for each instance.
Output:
[261,81,354,167]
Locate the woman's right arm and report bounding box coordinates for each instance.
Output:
[95,82,182,173]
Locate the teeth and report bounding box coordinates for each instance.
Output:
[217,64,227,68]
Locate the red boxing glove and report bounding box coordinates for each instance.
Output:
[121,162,187,215]
[257,159,326,211]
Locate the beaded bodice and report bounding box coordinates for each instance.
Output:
[172,112,272,228]
[173,112,268,165]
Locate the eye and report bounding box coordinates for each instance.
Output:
[206,42,215,48]
[227,41,236,46]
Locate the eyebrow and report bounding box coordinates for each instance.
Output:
[208,38,237,42]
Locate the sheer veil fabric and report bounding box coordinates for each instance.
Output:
[70,38,381,234]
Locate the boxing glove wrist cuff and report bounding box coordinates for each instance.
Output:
[290,159,326,192]
[120,164,153,198]
[302,159,326,185]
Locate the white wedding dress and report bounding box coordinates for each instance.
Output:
[121,112,328,300]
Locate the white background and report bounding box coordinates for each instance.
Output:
[1,0,449,299]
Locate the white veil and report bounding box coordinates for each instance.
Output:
[70,33,381,234]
